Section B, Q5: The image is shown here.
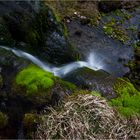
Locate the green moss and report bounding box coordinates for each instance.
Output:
[113,78,138,95]
[0,112,8,129]
[127,26,137,32]
[23,113,40,138]
[58,79,77,91]
[72,90,91,96]
[72,90,101,97]
[103,18,129,44]
[128,61,137,70]
[114,9,132,21]
[23,113,38,128]
[16,65,54,96]
[91,91,101,97]
[25,30,39,48]
[132,41,140,49]
[109,78,140,117]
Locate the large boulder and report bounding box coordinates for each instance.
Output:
[0,1,79,65]
[63,67,139,99]
[63,67,118,99]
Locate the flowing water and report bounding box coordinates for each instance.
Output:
[0,45,103,77]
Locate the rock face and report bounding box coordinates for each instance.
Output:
[0,1,79,65]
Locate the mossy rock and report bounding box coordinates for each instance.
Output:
[13,65,54,105]
[14,65,77,106]
[72,90,91,97]
[110,78,140,117]
[103,18,129,44]
[23,113,39,129]
[71,90,101,97]
[56,78,77,91]
[63,67,118,99]
[113,78,139,96]
[15,65,54,100]
[23,113,40,138]
[0,112,8,129]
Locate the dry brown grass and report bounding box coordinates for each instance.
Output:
[35,94,140,139]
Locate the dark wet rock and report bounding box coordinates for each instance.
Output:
[0,48,31,138]
[138,25,140,39]
[98,1,122,13]
[0,47,30,93]
[0,75,3,89]
[67,20,133,76]
[0,1,79,65]
[0,18,15,46]
[63,67,118,99]
[98,1,140,13]
[135,47,140,60]
[127,47,140,90]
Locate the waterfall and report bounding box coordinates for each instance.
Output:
[0,45,102,77]
[88,52,105,70]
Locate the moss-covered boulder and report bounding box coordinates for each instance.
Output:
[63,67,140,108]
[14,65,76,106]
[63,67,118,99]
[0,1,79,65]
[14,65,55,104]
[110,78,140,117]
[16,65,54,95]
[65,75,140,117]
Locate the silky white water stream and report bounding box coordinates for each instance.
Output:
[0,45,103,77]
